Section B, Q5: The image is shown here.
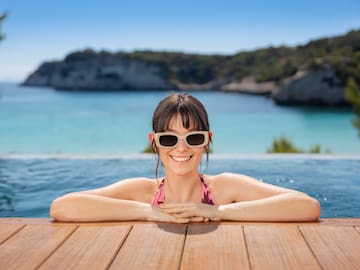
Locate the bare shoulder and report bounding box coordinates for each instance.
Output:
[202,173,250,204]
[203,172,299,203]
[204,172,252,185]
[84,177,160,202]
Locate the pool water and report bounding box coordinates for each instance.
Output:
[0,155,359,218]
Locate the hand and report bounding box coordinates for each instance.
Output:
[159,203,221,222]
[146,205,207,223]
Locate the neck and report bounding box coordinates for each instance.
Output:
[163,171,202,203]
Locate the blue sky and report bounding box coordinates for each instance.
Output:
[0,0,359,81]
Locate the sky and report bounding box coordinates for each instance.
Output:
[0,0,359,82]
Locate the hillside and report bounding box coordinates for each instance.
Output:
[23,29,360,106]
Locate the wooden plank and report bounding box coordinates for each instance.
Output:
[180,224,250,270]
[0,218,53,224]
[39,225,132,270]
[318,218,360,226]
[300,225,360,270]
[0,218,359,226]
[0,224,77,270]
[244,225,320,270]
[0,223,25,244]
[109,223,186,270]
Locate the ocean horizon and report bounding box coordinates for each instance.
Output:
[1,82,360,154]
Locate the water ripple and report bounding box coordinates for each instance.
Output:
[0,157,359,218]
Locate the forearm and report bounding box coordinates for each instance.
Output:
[50,193,151,222]
[218,193,321,222]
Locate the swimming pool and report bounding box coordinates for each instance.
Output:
[0,154,359,218]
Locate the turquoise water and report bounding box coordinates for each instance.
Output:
[1,82,359,154]
[0,156,359,218]
[0,83,359,218]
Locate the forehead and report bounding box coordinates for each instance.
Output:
[167,113,196,130]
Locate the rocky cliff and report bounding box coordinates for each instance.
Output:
[24,54,171,90]
[23,29,360,106]
[23,57,347,105]
[273,69,347,106]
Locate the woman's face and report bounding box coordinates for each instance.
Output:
[157,113,207,177]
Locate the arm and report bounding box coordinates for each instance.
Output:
[50,192,151,222]
[217,172,320,221]
[217,192,320,222]
[50,178,203,223]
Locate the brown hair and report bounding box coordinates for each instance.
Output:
[151,93,211,177]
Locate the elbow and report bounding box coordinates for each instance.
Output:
[307,197,321,221]
[50,194,77,222]
[294,193,321,221]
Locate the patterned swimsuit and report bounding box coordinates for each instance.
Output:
[151,175,216,206]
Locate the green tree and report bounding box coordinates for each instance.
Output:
[345,77,360,136]
[267,137,303,153]
[267,137,330,153]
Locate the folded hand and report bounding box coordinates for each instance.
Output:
[147,205,209,223]
[159,203,221,222]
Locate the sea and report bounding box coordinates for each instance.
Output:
[1,82,360,154]
[0,82,359,218]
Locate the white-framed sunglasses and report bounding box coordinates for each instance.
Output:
[153,131,210,148]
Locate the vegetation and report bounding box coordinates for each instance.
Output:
[266,136,330,153]
[142,144,155,154]
[61,29,360,88]
[345,77,360,136]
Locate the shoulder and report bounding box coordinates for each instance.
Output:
[202,173,250,204]
[204,172,250,186]
[86,177,160,202]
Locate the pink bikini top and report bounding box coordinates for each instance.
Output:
[151,174,216,206]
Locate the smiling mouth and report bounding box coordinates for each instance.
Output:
[170,155,192,162]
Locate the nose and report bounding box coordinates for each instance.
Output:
[175,138,188,151]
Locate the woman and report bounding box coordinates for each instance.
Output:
[50,93,320,223]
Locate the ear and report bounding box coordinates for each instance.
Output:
[149,132,158,153]
[209,131,213,142]
[149,132,154,143]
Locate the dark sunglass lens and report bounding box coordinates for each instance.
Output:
[159,135,178,146]
[187,134,205,146]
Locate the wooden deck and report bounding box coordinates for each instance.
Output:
[0,218,359,270]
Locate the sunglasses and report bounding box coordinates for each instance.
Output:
[153,131,210,148]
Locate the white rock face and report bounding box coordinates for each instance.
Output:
[24,58,169,90]
[273,69,346,105]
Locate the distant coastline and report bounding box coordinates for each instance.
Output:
[22,29,360,107]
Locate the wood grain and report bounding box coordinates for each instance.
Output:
[244,225,320,270]
[109,223,186,270]
[0,224,76,270]
[0,223,25,244]
[181,224,250,270]
[39,225,131,270]
[300,225,360,270]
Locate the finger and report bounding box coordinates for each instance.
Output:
[159,203,182,208]
[161,207,186,214]
[170,212,195,218]
[174,218,190,224]
[188,217,205,223]
[159,203,193,209]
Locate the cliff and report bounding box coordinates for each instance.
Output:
[24,54,171,90]
[23,29,360,106]
[273,69,347,105]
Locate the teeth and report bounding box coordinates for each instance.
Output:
[171,156,191,162]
